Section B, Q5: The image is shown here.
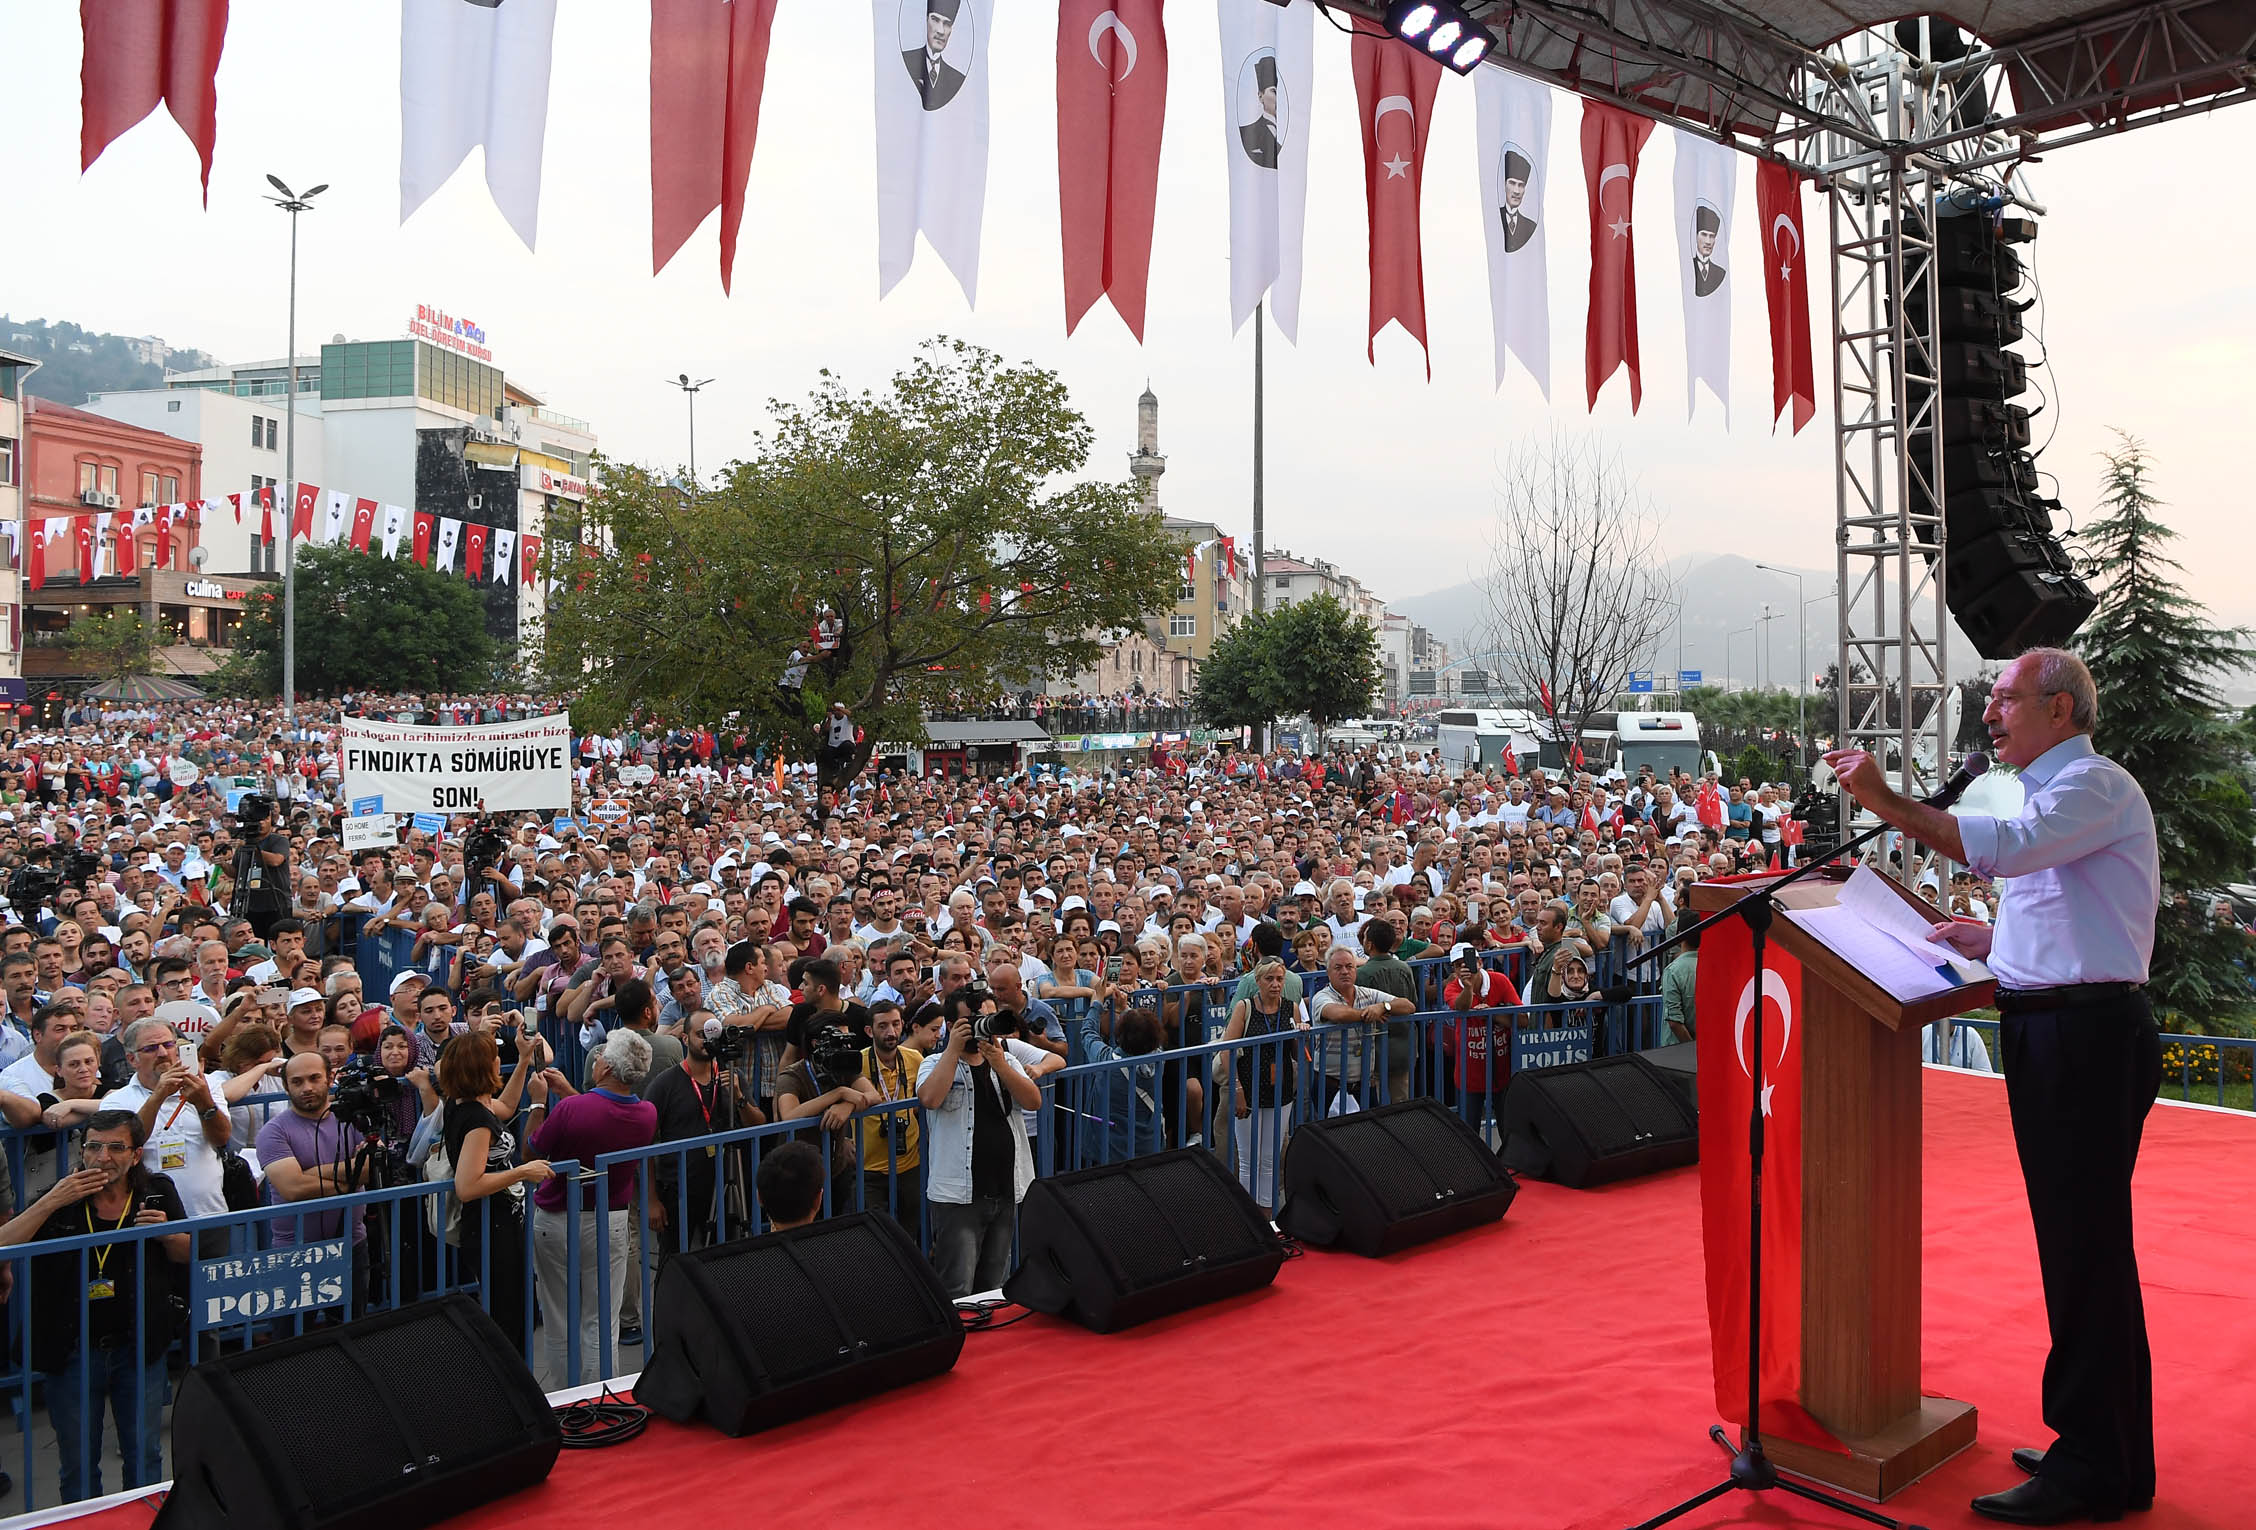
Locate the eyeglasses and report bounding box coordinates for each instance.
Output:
[133,1039,179,1056]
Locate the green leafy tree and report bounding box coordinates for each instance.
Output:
[1189,610,1281,735]
[1189,595,1380,746]
[64,610,163,685]
[540,339,1181,771]
[229,544,496,695]
[2078,435,2256,1027]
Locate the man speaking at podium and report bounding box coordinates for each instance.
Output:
[1824,647,2160,1526]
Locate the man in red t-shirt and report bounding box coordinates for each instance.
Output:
[1441,941,1521,1125]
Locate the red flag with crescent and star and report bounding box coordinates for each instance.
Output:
[521,535,543,587]
[348,498,378,553]
[1352,29,1441,371]
[1058,0,1168,340]
[648,0,781,293]
[291,481,320,542]
[1695,888,1833,1447]
[80,0,229,203]
[1757,159,1817,435]
[463,524,489,584]
[1580,102,1653,411]
[412,511,435,567]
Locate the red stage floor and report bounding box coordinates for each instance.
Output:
[48,1070,2253,1530]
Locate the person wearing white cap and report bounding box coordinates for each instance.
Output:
[279,988,328,1061]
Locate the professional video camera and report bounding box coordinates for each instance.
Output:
[806,1024,867,1089]
[698,1015,748,1066]
[235,792,273,833]
[331,1052,407,1135]
[6,863,63,928]
[462,815,509,880]
[1789,782,1839,846]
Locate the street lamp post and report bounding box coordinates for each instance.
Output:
[264,175,325,727]
[1755,563,1807,770]
[1726,626,1753,692]
[668,374,714,505]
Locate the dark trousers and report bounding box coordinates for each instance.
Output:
[2000,996,2163,1511]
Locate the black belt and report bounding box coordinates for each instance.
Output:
[1993,981,2143,1013]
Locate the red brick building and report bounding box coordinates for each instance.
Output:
[22,397,202,580]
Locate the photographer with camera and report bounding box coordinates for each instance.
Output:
[857,999,923,1237]
[645,1009,764,1253]
[255,1052,372,1308]
[915,985,1041,1298]
[229,796,292,941]
[774,1020,879,1211]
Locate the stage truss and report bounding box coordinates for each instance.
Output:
[1326,0,2255,826]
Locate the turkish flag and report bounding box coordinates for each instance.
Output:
[1697,781,1726,828]
[1757,159,1817,435]
[649,0,780,293]
[256,484,274,541]
[1501,747,1519,777]
[520,534,542,587]
[291,481,320,541]
[154,505,174,566]
[412,511,435,566]
[27,520,46,592]
[348,497,377,552]
[77,517,98,584]
[1057,0,1168,339]
[1581,102,1654,411]
[229,492,242,525]
[79,0,229,202]
[1695,909,1834,1447]
[1352,30,1441,371]
[463,524,489,583]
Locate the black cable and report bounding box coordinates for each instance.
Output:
[957,1298,1035,1334]
[553,1385,653,1448]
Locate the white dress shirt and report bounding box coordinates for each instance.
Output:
[1955,734,2158,989]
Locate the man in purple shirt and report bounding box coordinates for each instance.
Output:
[527,1029,657,1389]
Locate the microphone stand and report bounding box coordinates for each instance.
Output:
[1622,806,1929,1530]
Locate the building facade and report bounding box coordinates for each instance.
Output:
[0,350,36,701]
[18,398,271,686]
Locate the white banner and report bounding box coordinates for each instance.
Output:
[338,714,573,814]
[1476,68,1552,396]
[322,490,351,547]
[1674,129,1736,421]
[378,503,410,559]
[1218,0,1314,340]
[434,517,462,574]
[873,0,995,303]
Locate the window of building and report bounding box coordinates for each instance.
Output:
[267,417,279,449]
[1169,614,1196,639]
[0,438,11,487]
[1177,581,1196,602]
[251,416,263,447]
[166,398,181,413]
[321,340,415,403]
[141,470,160,506]
[160,475,179,503]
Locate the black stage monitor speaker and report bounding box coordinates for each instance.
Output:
[635,1210,963,1437]
[1001,1147,1285,1332]
[153,1294,558,1530]
[1276,1097,1519,1256]
[1637,1041,1699,1116]
[1498,1054,1699,1188]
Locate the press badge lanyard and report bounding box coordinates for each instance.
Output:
[86,1199,132,1299]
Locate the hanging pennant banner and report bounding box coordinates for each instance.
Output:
[873,0,997,303]
[1476,68,1553,396]
[338,713,575,813]
[1674,129,1737,421]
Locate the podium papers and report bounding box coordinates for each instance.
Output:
[1783,868,1992,1004]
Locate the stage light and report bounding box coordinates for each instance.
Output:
[1387,2,1441,38]
[1387,2,1498,75]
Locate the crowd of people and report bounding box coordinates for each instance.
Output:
[0,689,2014,1502]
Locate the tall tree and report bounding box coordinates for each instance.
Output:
[541,339,1180,771]
[2078,435,2256,1027]
[1189,595,1380,747]
[1477,431,1673,752]
[226,544,497,695]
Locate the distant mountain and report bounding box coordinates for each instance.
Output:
[0,316,214,407]
[1393,553,1997,690]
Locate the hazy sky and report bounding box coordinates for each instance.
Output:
[10,1,2253,626]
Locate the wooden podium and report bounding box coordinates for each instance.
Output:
[1691,870,1989,1500]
